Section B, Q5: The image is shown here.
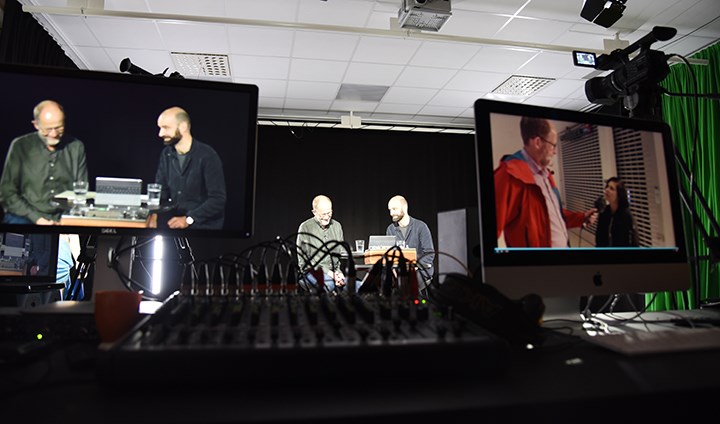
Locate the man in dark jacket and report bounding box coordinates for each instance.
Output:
[152,106,226,230]
[386,195,435,287]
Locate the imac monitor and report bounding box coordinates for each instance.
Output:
[0,63,258,238]
[473,99,690,301]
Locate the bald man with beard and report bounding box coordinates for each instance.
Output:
[386,195,435,290]
[152,106,226,230]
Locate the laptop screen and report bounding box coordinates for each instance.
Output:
[367,235,397,250]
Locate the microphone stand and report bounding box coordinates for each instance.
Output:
[66,235,96,301]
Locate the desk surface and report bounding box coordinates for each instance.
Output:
[59,215,150,228]
[1,305,720,422]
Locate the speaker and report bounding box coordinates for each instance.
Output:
[437,207,480,282]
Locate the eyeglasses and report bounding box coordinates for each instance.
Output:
[315,210,332,217]
[38,125,65,136]
[539,136,557,148]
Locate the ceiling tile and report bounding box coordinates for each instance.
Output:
[429,90,486,108]
[418,105,466,118]
[156,22,229,53]
[556,98,592,111]
[523,96,563,108]
[497,16,573,45]
[229,55,290,79]
[382,87,438,104]
[289,58,347,82]
[445,70,508,91]
[104,0,150,12]
[236,79,287,98]
[366,9,397,30]
[535,78,585,98]
[73,46,115,71]
[665,0,720,37]
[283,98,332,111]
[51,15,99,47]
[224,0,299,21]
[452,0,529,14]
[352,36,422,65]
[439,11,508,38]
[374,103,423,115]
[286,81,340,100]
[520,0,584,21]
[551,25,610,52]
[259,98,285,109]
[228,27,295,56]
[665,35,719,57]
[409,41,481,69]
[145,0,225,16]
[297,0,374,27]
[343,62,404,86]
[465,46,536,73]
[330,99,377,113]
[85,17,164,49]
[395,66,457,89]
[292,31,360,61]
[518,51,574,78]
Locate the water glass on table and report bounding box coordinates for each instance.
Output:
[73,180,88,206]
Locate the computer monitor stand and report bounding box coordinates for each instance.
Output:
[542,296,583,321]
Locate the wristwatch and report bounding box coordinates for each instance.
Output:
[185,216,194,226]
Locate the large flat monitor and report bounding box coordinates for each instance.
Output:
[473,99,690,300]
[0,63,258,238]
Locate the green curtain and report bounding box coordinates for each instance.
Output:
[646,42,720,311]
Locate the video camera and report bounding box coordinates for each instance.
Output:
[574,26,677,106]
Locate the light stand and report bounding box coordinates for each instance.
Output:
[620,84,720,308]
[582,26,719,308]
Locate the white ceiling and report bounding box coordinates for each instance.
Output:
[18,0,720,128]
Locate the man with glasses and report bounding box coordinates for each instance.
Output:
[0,99,87,225]
[494,116,596,248]
[0,100,87,277]
[296,194,347,292]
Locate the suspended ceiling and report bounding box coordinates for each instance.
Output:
[16,0,720,128]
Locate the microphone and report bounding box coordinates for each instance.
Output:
[119,58,153,76]
[594,195,607,213]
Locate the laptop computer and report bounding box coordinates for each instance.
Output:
[94,177,143,207]
[367,235,397,250]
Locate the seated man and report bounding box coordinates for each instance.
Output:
[296,195,346,292]
[386,195,435,291]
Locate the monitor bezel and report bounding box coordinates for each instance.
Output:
[473,99,690,298]
[0,63,258,238]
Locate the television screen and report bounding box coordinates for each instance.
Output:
[0,63,258,238]
[473,99,690,300]
[0,232,59,284]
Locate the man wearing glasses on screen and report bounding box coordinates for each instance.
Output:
[0,100,87,276]
[494,117,596,248]
[0,100,88,226]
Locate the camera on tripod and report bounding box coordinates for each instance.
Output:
[573,26,677,107]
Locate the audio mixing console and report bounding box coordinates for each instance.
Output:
[98,291,510,384]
